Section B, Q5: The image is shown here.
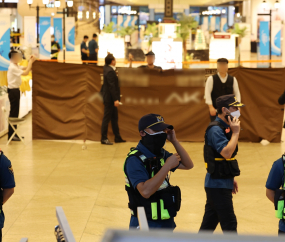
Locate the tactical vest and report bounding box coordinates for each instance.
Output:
[275,155,285,220]
[51,42,60,58]
[204,121,240,179]
[211,74,234,109]
[123,148,181,221]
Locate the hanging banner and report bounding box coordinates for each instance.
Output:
[208,16,212,31]
[271,20,281,56]
[259,21,270,56]
[215,17,221,32]
[39,17,51,59]
[221,17,228,32]
[65,17,75,52]
[202,16,208,32]
[24,16,36,48]
[53,18,63,49]
[0,15,10,71]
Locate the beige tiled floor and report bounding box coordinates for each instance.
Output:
[1,113,285,241]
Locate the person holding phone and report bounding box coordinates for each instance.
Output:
[199,94,245,233]
[204,58,241,122]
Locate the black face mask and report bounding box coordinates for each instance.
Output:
[141,132,167,156]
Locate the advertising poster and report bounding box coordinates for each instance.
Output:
[53,18,63,49]
[271,20,281,56]
[65,17,75,52]
[24,16,37,48]
[221,17,228,32]
[39,17,51,59]
[259,21,270,56]
[0,15,10,71]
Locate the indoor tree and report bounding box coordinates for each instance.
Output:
[144,23,158,51]
[102,22,115,33]
[230,23,248,66]
[177,14,198,63]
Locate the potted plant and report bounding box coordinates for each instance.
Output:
[230,23,248,66]
[144,23,158,51]
[102,22,115,33]
[177,14,198,65]
[116,26,138,59]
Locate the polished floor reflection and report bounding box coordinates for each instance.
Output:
[1,113,284,241]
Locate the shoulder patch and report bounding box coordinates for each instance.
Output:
[8,165,14,174]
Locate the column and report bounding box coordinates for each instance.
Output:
[149,8,155,21]
[105,5,111,25]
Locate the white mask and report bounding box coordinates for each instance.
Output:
[231,110,241,119]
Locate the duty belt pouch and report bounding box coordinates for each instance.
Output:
[158,186,181,218]
[274,189,285,220]
[204,145,215,174]
[228,159,240,177]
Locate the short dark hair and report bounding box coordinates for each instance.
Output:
[217,106,229,114]
[93,33,97,38]
[9,50,19,59]
[105,54,115,65]
[84,35,88,39]
[217,58,228,64]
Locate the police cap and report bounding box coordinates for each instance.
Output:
[216,94,245,109]
[138,114,173,131]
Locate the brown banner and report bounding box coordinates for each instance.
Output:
[32,62,285,142]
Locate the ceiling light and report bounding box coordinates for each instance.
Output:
[55,0,60,7]
[237,13,241,17]
[27,0,33,4]
[42,0,49,4]
[262,0,267,9]
[86,11,89,19]
[67,0,73,7]
[93,12,96,19]
[274,0,280,9]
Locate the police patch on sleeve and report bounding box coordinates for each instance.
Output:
[8,165,14,174]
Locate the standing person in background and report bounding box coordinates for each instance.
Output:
[100,54,125,145]
[51,35,61,60]
[129,51,162,71]
[204,58,241,122]
[81,35,89,62]
[0,151,16,242]
[88,33,99,65]
[7,48,35,141]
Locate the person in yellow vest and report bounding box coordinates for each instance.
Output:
[51,35,61,60]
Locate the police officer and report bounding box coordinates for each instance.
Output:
[205,58,241,122]
[265,155,285,235]
[129,51,162,71]
[0,151,16,241]
[200,94,245,233]
[124,113,194,229]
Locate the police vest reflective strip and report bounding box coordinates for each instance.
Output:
[124,150,168,191]
[215,157,236,161]
[205,157,236,168]
[275,155,285,220]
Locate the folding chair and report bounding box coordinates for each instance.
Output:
[2,107,26,145]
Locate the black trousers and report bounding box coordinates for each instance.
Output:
[8,88,20,139]
[200,187,237,233]
[279,230,285,236]
[82,55,88,64]
[101,102,121,141]
[89,54,97,65]
[0,229,2,242]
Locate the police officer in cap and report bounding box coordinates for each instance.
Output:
[200,94,245,233]
[124,114,194,229]
[265,155,285,235]
[0,151,15,241]
[129,51,162,70]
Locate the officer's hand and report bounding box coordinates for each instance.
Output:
[228,116,240,134]
[166,129,177,143]
[209,105,216,116]
[166,153,181,170]
[232,179,238,194]
[114,100,120,107]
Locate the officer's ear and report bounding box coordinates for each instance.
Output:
[139,130,146,137]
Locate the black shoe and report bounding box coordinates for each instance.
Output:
[115,138,126,143]
[101,139,113,145]
[11,137,21,142]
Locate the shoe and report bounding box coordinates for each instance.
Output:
[101,139,113,145]
[11,137,21,142]
[115,138,126,143]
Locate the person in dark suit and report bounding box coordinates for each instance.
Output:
[100,54,125,145]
